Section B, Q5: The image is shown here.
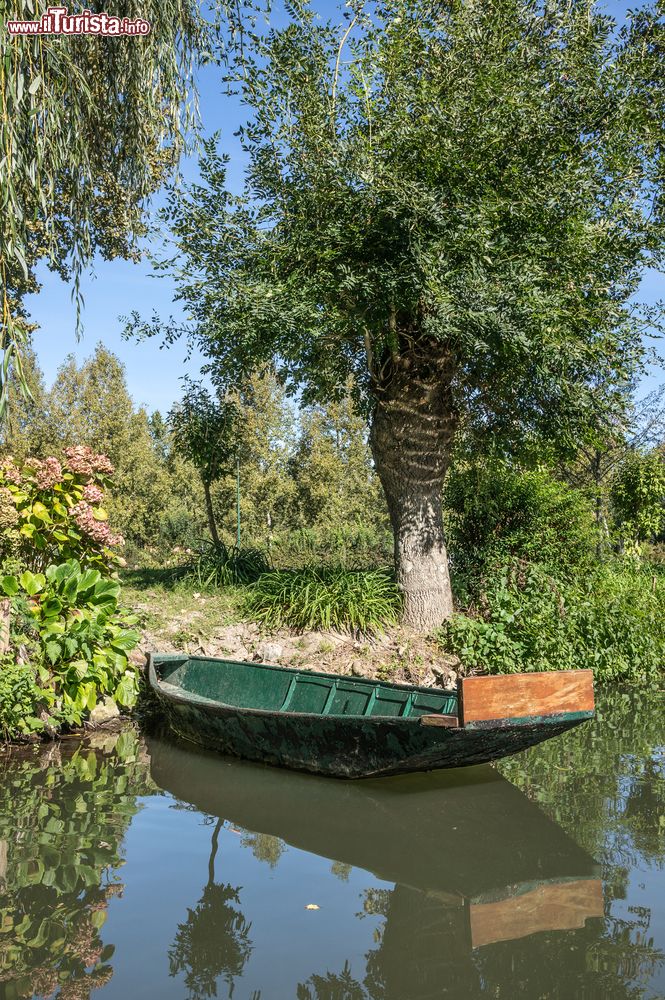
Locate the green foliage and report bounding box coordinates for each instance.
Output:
[1,344,206,551]
[1,559,140,729]
[267,523,392,570]
[0,446,139,739]
[187,542,270,588]
[444,460,598,578]
[144,0,665,448]
[440,559,665,684]
[291,389,387,534]
[43,346,187,548]
[611,450,665,542]
[0,0,244,417]
[0,655,48,740]
[212,369,298,541]
[244,567,401,633]
[170,380,239,489]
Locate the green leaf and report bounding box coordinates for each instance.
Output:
[31,501,51,523]
[78,568,101,592]
[70,660,89,681]
[114,675,137,708]
[0,575,18,597]
[20,571,45,596]
[44,641,62,665]
[41,597,63,619]
[110,630,140,651]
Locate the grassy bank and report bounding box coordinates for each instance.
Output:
[122,548,665,688]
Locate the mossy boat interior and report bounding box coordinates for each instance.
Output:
[148,653,595,779]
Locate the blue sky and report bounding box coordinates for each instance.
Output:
[24,0,663,414]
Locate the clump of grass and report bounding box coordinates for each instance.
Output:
[243,566,401,633]
[187,542,271,588]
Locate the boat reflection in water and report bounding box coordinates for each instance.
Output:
[149,736,604,998]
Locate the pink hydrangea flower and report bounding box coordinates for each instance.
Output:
[82,483,104,504]
[70,501,123,549]
[64,446,94,477]
[1,457,22,485]
[71,501,110,545]
[92,454,115,476]
[64,446,115,478]
[34,457,63,489]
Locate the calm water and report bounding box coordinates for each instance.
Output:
[0,688,663,1000]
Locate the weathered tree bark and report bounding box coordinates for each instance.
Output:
[203,480,221,548]
[369,342,457,632]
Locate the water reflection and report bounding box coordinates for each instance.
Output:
[0,688,661,999]
[167,816,254,999]
[150,737,605,999]
[0,731,153,1000]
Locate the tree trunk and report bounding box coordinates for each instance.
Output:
[203,480,221,548]
[369,343,457,632]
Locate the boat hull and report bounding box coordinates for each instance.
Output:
[149,674,590,778]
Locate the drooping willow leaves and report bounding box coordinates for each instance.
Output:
[0,0,265,422]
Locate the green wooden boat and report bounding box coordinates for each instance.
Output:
[148,653,595,779]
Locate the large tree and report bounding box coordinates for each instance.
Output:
[138,0,665,628]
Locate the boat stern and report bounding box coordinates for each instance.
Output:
[458,669,595,730]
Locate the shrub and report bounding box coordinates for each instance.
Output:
[186,541,271,587]
[0,449,124,575]
[0,449,139,740]
[1,560,141,730]
[444,461,598,579]
[611,451,665,543]
[244,566,401,633]
[439,558,665,685]
[0,656,49,740]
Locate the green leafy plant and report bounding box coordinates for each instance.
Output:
[1,559,140,730]
[244,567,401,634]
[611,451,665,544]
[440,558,665,685]
[444,462,599,579]
[0,655,51,739]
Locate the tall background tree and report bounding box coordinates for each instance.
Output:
[170,381,238,547]
[134,0,665,629]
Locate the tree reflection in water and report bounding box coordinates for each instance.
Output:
[168,818,253,999]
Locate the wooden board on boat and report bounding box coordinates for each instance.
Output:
[148,654,595,778]
[460,670,595,728]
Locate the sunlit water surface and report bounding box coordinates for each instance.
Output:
[0,688,663,999]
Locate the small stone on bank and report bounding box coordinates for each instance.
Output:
[89,697,120,726]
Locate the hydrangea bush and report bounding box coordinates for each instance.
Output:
[0,447,125,574]
[0,449,140,741]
